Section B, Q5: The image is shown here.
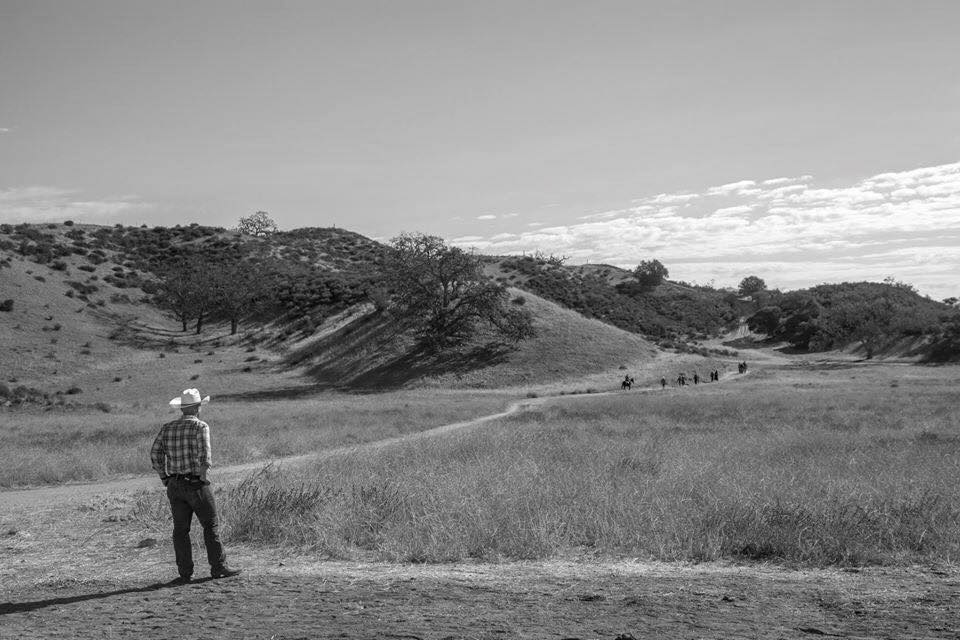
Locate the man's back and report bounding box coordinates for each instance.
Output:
[151,415,211,477]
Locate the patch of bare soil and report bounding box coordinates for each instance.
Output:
[2,493,958,640]
[2,552,958,639]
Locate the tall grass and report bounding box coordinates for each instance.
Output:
[215,366,960,566]
[0,390,515,487]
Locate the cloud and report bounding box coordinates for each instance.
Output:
[761,175,812,186]
[707,179,757,196]
[634,192,700,206]
[476,214,497,220]
[0,127,10,134]
[449,161,960,299]
[712,205,754,218]
[0,185,153,224]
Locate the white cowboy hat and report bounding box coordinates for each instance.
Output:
[169,388,211,408]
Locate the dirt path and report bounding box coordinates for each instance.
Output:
[0,371,751,510]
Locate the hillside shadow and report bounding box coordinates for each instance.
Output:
[217,383,332,401]
[275,309,513,391]
[336,341,512,390]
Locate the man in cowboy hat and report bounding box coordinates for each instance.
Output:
[150,388,240,583]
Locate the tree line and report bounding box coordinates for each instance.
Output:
[152,213,534,348]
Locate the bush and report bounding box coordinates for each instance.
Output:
[0,299,13,312]
[65,386,82,395]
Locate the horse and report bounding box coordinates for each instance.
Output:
[621,376,635,390]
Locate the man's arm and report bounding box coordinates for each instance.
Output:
[150,428,167,483]
[197,422,212,481]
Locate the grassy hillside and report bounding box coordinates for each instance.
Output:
[278,289,661,390]
[484,255,741,341]
[2,222,735,404]
[0,222,387,407]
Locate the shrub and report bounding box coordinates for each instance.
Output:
[0,299,12,312]
[51,260,68,271]
[65,386,82,395]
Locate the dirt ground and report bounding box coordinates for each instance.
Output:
[2,495,959,640]
[2,554,958,639]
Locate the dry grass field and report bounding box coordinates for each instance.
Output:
[122,360,960,567]
[0,389,517,487]
[3,358,960,638]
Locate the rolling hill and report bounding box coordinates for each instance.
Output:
[2,221,957,410]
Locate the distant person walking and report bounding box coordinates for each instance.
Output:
[693,372,700,385]
[151,388,241,584]
[660,377,667,389]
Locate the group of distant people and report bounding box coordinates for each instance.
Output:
[670,369,720,387]
[621,364,748,391]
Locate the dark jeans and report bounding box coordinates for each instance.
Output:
[166,477,226,578]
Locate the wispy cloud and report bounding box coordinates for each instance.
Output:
[0,186,153,224]
[451,161,960,299]
[477,214,497,220]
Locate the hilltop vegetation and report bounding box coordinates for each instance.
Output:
[746,281,959,359]
[487,254,743,341]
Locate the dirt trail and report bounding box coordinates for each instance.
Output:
[0,371,751,510]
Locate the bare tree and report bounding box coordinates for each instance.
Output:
[386,232,533,347]
[237,211,278,237]
[211,261,266,335]
[156,256,208,332]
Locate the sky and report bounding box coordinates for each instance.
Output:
[1,1,958,299]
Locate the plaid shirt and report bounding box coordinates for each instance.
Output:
[150,415,212,477]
